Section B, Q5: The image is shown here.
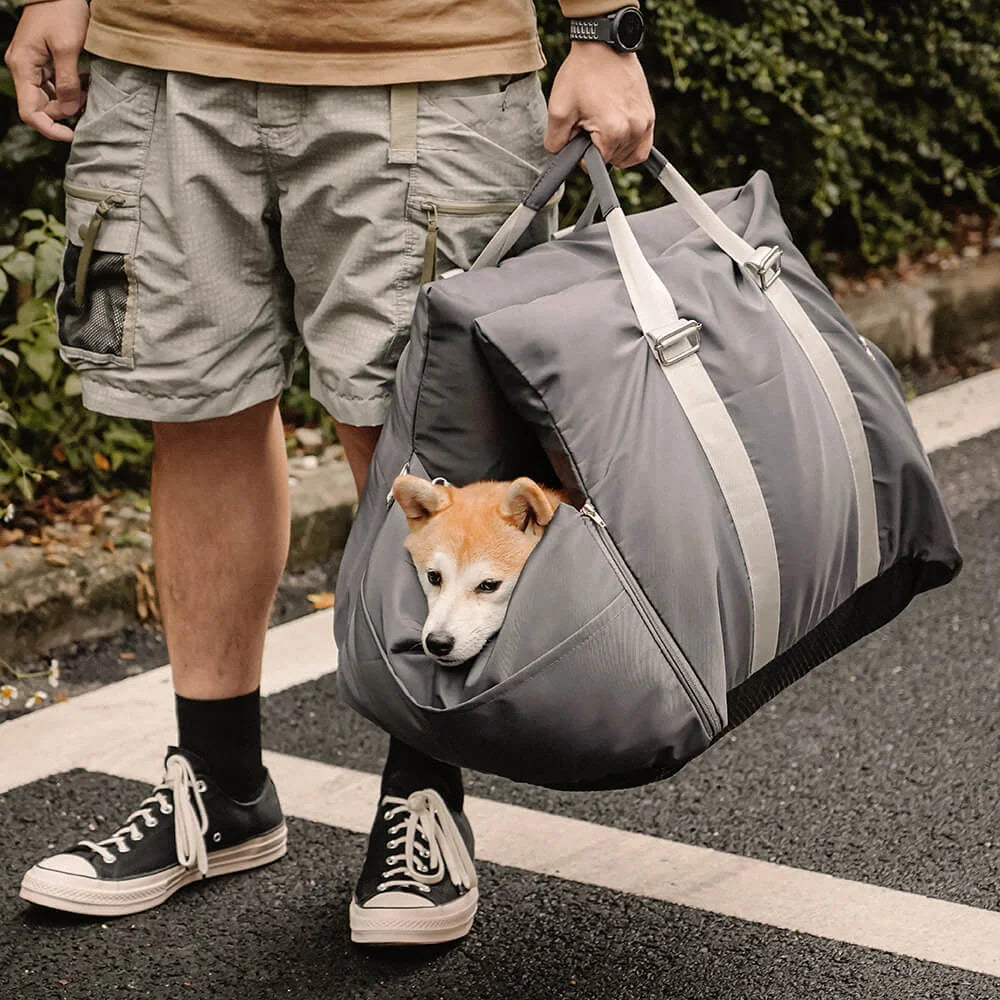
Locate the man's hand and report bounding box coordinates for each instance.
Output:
[544,42,655,168]
[5,0,90,142]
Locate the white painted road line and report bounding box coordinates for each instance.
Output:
[0,609,337,795]
[907,368,1000,453]
[261,753,1000,979]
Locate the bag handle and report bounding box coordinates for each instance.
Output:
[472,134,783,299]
[470,133,593,270]
[474,136,702,366]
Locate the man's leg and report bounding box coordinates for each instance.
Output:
[153,396,288,800]
[19,398,290,915]
[155,396,289,699]
[334,421,473,945]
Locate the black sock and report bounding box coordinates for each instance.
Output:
[175,689,267,802]
[380,737,464,812]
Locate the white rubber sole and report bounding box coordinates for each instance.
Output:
[19,822,287,917]
[349,886,479,946]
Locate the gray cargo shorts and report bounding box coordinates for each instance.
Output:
[56,59,556,425]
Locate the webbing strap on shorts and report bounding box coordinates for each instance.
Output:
[388,84,418,165]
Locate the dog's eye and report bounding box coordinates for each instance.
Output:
[476,579,501,593]
[426,570,442,587]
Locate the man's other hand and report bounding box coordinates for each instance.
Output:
[544,41,655,168]
[5,0,91,142]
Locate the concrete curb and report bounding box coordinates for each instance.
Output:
[1,254,997,664]
[0,456,357,665]
[839,253,1000,363]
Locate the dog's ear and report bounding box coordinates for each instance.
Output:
[392,475,451,525]
[501,478,560,538]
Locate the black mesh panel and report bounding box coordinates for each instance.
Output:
[57,243,128,358]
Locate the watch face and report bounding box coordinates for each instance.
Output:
[616,8,645,49]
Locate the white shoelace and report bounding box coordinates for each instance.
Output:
[78,754,211,875]
[377,789,477,895]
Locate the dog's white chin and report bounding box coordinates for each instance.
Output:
[428,653,471,668]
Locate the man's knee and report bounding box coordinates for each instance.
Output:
[152,396,282,453]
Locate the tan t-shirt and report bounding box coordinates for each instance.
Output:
[57,1,626,86]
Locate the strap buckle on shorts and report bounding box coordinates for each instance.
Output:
[388,84,418,165]
[648,319,702,367]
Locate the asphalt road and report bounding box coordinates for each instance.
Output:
[1,421,998,1000]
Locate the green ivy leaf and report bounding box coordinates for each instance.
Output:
[1,249,34,284]
[20,209,47,223]
[0,408,16,429]
[22,346,56,381]
[33,239,63,297]
[63,373,82,397]
[0,268,7,301]
[0,346,18,367]
[15,298,50,328]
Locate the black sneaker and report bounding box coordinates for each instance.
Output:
[19,748,286,916]
[350,788,478,945]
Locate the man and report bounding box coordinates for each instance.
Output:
[7,0,654,944]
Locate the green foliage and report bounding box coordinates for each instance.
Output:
[0,1,69,244]
[537,0,1000,268]
[0,212,153,502]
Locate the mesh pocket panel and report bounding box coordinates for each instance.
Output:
[57,244,129,358]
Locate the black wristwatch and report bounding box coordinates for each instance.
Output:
[568,6,645,53]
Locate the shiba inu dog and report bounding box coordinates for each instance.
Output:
[392,475,567,666]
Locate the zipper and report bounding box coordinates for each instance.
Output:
[580,502,722,737]
[421,204,439,283]
[420,199,523,284]
[64,184,129,309]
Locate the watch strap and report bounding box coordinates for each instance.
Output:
[569,17,613,44]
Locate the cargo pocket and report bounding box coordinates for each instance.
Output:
[56,182,140,369]
[412,73,555,278]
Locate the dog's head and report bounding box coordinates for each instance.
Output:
[392,475,563,666]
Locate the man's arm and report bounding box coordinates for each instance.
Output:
[5,0,90,142]
[544,3,655,167]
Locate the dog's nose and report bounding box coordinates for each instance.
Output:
[425,632,455,658]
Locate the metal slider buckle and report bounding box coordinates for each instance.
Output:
[649,319,702,366]
[747,245,783,291]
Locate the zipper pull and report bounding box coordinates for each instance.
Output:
[74,194,126,309]
[581,501,606,528]
[421,203,439,284]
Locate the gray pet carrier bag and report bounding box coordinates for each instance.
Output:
[333,135,961,791]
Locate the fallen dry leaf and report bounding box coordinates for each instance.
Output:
[0,528,24,548]
[93,452,111,471]
[120,652,136,660]
[45,554,71,567]
[135,561,161,625]
[307,592,336,610]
